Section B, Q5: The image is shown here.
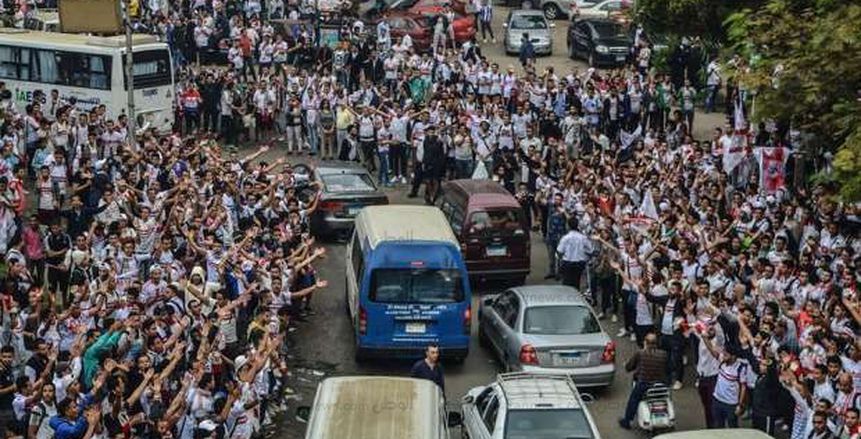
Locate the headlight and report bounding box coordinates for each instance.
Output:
[596,45,609,54]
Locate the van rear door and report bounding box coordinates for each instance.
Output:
[464,208,528,267]
[368,266,466,342]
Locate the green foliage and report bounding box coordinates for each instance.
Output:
[725,1,861,200]
[633,0,766,42]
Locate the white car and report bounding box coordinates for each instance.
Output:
[460,373,601,439]
[571,0,631,21]
[536,0,597,21]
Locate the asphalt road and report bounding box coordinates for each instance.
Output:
[269,7,730,438]
[276,190,709,439]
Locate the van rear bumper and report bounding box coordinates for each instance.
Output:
[468,266,531,279]
[358,346,470,360]
[357,337,470,360]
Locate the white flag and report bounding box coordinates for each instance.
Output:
[471,160,489,180]
[640,188,659,220]
[620,124,642,150]
[733,92,746,131]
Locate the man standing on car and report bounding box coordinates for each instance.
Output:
[411,344,445,393]
[619,332,667,430]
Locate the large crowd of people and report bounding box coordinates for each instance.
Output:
[0,1,858,439]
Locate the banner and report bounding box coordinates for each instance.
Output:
[754,147,790,194]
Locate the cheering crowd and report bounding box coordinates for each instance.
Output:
[0,0,859,438]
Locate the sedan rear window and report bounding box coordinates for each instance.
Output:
[523,306,601,335]
[320,173,376,192]
[370,268,465,303]
[504,409,594,439]
[510,15,548,29]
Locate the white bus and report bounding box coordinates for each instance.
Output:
[0,28,174,132]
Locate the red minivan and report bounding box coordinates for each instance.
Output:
[439,180,531,284]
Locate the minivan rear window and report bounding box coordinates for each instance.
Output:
[469,209,523,235]
[370,268,464,303]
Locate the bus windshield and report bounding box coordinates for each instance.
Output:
[370,268,464,303]
[125,49,172,89]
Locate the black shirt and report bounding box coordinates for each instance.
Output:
[410,359,445,392]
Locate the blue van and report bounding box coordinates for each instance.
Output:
[346,205,472,361]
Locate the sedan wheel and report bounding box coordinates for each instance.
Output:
[543,3,561,20]
[568,41,575,59]
[478,324,490,348]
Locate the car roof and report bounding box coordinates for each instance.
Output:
[654,429,772,439]
[496,373,584,410]
[509,285,589,308]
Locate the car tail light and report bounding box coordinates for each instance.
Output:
[602,341,616,363]
[519,344,539,365]
[463,305,471,335]
[320,200,344,212]
[359,306,367,335]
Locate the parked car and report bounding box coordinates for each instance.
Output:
[461,372,602,439]
[538,0,598,21]
[503,9,554,56]
[567,18,632,67]
[308,162,389,239]
[372,13,434,50]
[478,285,616,388]
[571,0,631,21]
[384,0,469,15]
[438,179,531,284]
[380,1,477,47]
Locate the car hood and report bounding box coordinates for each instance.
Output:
[520,332,609,349]
[511,30,552,42]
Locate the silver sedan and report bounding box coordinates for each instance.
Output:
[478,285,616,388]
[503,9,555,55]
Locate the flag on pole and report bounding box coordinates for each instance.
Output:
[640,188,659,220]
[754,146,790,194]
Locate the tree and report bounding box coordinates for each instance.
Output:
[724,0,861,201]
[633,0,766,43]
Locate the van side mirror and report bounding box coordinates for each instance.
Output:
[580,393,595,404]
[447,411,463,427]
[295,406,311,423]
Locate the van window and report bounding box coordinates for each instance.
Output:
[370,268,464,303]
[440,199,464,235]
[350,233,365,281]
[468,209,523,235]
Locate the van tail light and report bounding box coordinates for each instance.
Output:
[358,306,368,335]
[320,200,344,212]
[602,341,617,363]
[519,344,539,365]
[463,305,471,335]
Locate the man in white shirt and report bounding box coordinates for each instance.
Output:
[556,218,593,290]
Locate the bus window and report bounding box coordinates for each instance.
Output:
[126,50,171,89]
[0,46,17,79]
[370,268,464,304]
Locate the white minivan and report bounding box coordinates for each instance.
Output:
[299,376,463,439]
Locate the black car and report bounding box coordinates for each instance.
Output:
[308,162,389,239]
[567,18,632,67]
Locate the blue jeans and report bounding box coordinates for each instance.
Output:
[705,85,719,112]
[307,125,319,155]
[712,398,739,428]
[377,152,390,185]
[455,159,474,179]
[623,381,652,424]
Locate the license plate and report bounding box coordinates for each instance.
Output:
[554,352,581,366]
[616,55,626,62]
[486,245,507,257]
[347,207,361,216]
[405,322,426,334]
